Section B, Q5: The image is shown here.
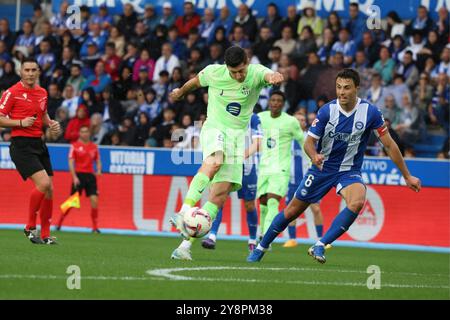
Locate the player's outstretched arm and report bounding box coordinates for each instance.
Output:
[379,129,421,192]
[169,76,202,101]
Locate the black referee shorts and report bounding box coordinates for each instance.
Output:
[71,172,98,197]
[9,137,54,181]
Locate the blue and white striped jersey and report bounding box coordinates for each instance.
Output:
[308,98,384,173]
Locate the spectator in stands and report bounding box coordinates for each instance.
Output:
[50,1,69,32]
[434,47,450,78]
[230,25,251,49]
[90,113,107,145]
[113,66,133,101]
[153,70,170,104]
[429,73,449,134]
[0,18,15,53]
[175,1,201,38]
[261,3,283,40]
[91,4,113,30]
[35,21,58,53]
[268,46,282,71]
[395,50,419,89]
[212,6,233,38]
[159,2,177,29]
[396,92,425,143]
[282,5,301,39]
[132,48,155,83]
[117,3,138,39]
[96,87,124,132]
[35,39,54,82]
[137,88,161,122]
[64,104,91,143]
[273,25,296,55]
[60,29,79,56]
[366,72,389,107]
[204,43,224,65]
[81,42,101,77]
[66,63,85,97]
[61,84,80,118]
[358,32,380,67]
[400,29,426,61]
[153,43,180,82]
[0,40,10,69]
[134,66,152,92]
[79,87,100,115]
[0,61,19,91]
[297,1,323,39]
[325,11,342,36]
[233,4,258,42]
[167,26,187,60]
[133,112,151,147]
[252,26,274,66]
[374,46,396,84]
[293,26,317,65]
[386,11,406,40]
[14,20,35,57]
[345,2,367,46]
[245,47,260,65]
[107,26,125,57]
[417,30,445,69]
[118,116,137,146]
[121,41,139,70]
[102,42,121,82]
[407,5,433,37]
[47,83,63,119]
[52,106,70,143]
[317,28,335,63]
[435,7,449,44]
[133,22,154,52]
[352,50,371,97]
[185,27,206,58]
[82,60,112,94]
[382,95,402,128]
[142,4,160,35]
[331,28,356,67]
[198,8,216,43]
[413,73,434,113]
[388,34,406,64]
[388,74,411,108]
[150,107,176,147]
[210,26,230,53]
[80,23,107,57]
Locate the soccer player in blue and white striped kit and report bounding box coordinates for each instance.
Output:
[202,113,262,251]
[248,68,421,264]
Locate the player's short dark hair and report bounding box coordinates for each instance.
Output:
[336,68,360,87]
[270,90,285,101]
[21,57,39,68]
[79,125,90,131]
[349,2,359,9]
[224,46,247,67]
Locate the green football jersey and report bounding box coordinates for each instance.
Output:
[258,111,305,175]
[198,63,272,131]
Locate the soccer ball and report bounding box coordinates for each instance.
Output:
[183,207,212,238]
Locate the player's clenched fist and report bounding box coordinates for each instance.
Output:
[169,88,184,101]
[20,116,36,127]
[49,120,61,136]
[312,153,325,170]
[267,72,284,85]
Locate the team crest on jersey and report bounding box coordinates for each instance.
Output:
[241,86,250,96]
[355,121,364,130]
[267,137,276,149]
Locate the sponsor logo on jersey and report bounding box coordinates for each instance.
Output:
[328,131,360,143]
[267,137,276,149]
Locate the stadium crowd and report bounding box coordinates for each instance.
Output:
[0,1,448,158]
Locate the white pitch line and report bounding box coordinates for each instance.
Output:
[145,266,450,290]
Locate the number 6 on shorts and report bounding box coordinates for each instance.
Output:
[305,174,314,187]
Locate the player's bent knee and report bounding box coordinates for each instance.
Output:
[348,200,365,213]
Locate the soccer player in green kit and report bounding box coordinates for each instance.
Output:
[257,91,305,239]
[169,46,283,260]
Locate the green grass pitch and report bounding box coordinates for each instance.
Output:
[0,230,448,299]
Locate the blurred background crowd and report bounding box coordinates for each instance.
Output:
[0,0,448,158]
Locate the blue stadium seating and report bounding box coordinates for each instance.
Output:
[0,4,34,30]
[413,133,447,158]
